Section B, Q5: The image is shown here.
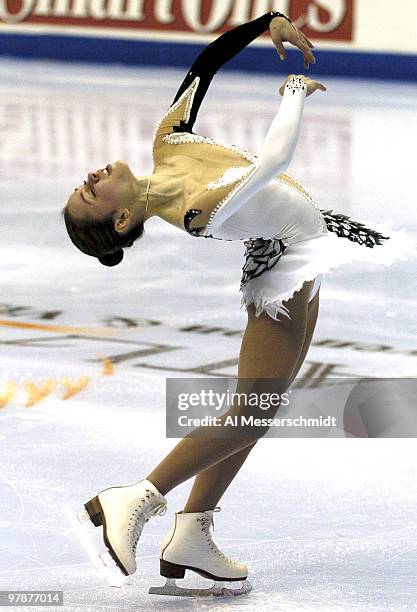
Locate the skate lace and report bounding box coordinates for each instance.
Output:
[197,507,234,565]
[128,488,167,553]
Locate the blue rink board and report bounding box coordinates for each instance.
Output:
[1,32,416,81]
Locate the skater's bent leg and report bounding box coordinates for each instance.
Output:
[146,281,313,497]
[183,286,320,513]
[288,288,320,386]
[183,443,256,513]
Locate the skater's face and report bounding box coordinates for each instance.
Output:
[66,160,138,224]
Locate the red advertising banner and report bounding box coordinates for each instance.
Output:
[0,0,353,41]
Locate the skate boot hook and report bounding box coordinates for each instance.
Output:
[149,506,252,597]
[82,479,167,577]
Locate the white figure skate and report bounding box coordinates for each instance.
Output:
[66,479,167,583]
[149,508,252,597]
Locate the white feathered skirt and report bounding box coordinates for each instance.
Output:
[239,213,417,321]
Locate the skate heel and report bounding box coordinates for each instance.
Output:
[160,559,186,579]
[84,496,103,527]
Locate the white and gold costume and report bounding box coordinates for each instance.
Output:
[152,11,416,320]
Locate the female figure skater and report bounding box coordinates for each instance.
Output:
[62,12,415,597]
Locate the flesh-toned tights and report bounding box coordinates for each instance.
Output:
[146,280,319,512]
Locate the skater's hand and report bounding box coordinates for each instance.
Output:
[279,74,326,97]
[270,16,315,69]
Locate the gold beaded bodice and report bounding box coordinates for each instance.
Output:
[152,77,316,239]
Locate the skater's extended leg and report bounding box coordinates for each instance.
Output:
[146,281,314,496]
[79,283,316,580]
[288,288,319,386]
[183,444,255,513]
[152,283,318,593]
[182,288,320,513]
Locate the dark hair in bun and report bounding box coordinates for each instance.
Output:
[98,250,124,267]
[62,207,144,267]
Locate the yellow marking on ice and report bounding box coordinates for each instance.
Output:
[61,376,91,400]
[0,319,118,336]
[25,379,55,407]
[0,382,17,408]
[0,354,114,411]
[101,357,114,376]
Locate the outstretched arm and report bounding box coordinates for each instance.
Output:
[154,12,315,140]
[203,75,326,234]
[170,11,293,133]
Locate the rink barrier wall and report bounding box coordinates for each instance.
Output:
[0,33,416,81]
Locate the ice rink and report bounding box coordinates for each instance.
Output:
[1,58,417,611]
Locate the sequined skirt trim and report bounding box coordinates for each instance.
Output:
[239,219,417,321]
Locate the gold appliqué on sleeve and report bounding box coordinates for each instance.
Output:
[152,77,201,148]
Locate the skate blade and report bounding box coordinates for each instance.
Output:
[149,578,252,597]
[62,504,127,588]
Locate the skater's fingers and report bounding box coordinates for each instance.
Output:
[301,43,316,66]
[274,38,286,61]
[300,31,315,48]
